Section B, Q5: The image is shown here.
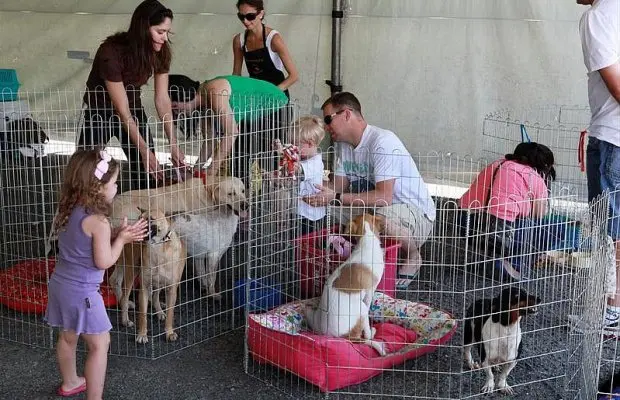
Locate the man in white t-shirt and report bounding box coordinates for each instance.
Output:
[303,92,436,283]
[578,0,620,333]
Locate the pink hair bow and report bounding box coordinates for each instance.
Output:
[94,150,112,180]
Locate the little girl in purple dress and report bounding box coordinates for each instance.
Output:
[45,149,147,398]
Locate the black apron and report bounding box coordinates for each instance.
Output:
[243,24,289,99]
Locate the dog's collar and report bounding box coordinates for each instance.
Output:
[193,170,207,186]
[149,230,172,245]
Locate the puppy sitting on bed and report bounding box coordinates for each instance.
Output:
[305,219,387,355]
[464,286,541,394]
[344,213,387,306]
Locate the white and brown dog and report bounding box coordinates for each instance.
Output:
[464,286,541,394]
[170,176,248,300]
[118,208,187,343]
[305,218,387,355]
[344,213,387,306]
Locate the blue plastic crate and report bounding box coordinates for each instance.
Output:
[0,69,20,102]
[233,278,282,311]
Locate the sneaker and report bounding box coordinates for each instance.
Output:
[569,308,620,336]
[604,308,620,332]
[568,314,598,334]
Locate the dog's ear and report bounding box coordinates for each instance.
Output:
[373,214,387,234]
[210,182,220,204]
[26,118,48,144]
[346,219,358,236]
[136,206,148,218]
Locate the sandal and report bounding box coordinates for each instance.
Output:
[395,278,414,290]
[57,381,87,397]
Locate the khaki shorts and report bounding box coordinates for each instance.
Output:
[328,203,434,248]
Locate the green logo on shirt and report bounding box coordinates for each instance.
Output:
[342,161,370,176]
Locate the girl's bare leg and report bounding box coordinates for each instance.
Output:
[82,332,111,400]
[56,330,85,393]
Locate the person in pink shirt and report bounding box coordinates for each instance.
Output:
[459,142,557,281]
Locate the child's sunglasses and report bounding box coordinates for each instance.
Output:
[237,12,258,22]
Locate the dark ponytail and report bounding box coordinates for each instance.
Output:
[505,142,556,183]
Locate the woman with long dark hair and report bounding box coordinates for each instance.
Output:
[79,0,185,191]
[459,142,570,281]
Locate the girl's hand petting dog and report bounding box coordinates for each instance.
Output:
[116,217,149,244]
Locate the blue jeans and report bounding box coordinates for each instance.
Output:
[462,212,580,278]
[587,137,620,240]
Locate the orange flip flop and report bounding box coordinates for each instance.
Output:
[57,381,87,397]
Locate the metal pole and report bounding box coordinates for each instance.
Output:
[327,0,343,94]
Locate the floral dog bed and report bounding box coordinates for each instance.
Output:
[247,292,457,392]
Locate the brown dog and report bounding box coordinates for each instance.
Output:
[345,213,386,239]
[119,209,187,343]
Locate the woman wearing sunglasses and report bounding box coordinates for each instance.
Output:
[232,0,298,98]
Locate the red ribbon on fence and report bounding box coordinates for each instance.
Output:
[578,130,587,172]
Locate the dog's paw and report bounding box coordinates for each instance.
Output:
[481,381,495,394]
[466,361,480,370]
[122,319,134,328]
[370,327,377,339]
[166,331,178,342]
[497,381,513,395]
[156,311,166,321]
[136,333,149,344]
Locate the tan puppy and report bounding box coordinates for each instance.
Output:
[305,221,387,355]
[119,209,187,343]
[344,213,386,306]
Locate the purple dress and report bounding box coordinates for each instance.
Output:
[45,206,112,334]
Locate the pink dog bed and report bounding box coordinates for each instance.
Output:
[247,293,457,392]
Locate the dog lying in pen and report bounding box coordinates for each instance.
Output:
[305,219,387,356]
[118,209,187,343]
[464,286,541,394]
[170,176,248,300]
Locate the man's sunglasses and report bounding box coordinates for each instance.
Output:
[237,12,258,22]
[323,109,347,125]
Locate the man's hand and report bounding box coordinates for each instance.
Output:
[169,144,186,169]
[141,149,164,182]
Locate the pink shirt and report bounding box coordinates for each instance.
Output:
[459,159,548,222]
